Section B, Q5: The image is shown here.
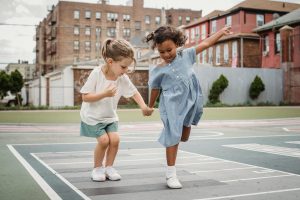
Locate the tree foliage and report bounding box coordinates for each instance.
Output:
[208,74,229,104]
[0,70,24,106]
[0,71,11,99]
[249,75,265,100]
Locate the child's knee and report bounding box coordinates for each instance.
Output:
[98,134,109,146]
[109,134,120,146]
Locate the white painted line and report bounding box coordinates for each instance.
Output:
[31,153,90,200]
[10,142,97,146]
[49,155,206,165]
[224,143,300,158]
[176,161,228,166]
[253,169,276,173]
[8,133,300,146]
[193,187,300,200]
[191,166,257,173]
[286,141,300,145]
[221,174,293,183]
[283,127,290,132]
[7,145,62,200]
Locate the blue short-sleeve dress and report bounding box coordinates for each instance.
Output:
[149,47,203,147]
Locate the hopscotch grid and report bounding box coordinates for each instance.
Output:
[8,143,300,200]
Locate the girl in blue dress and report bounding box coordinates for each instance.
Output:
[146,25,232,189]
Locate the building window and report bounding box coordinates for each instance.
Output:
[85,26,91,36]
[195,26,200,38]
[256,14,264,26]
[178,16,182,25]
[123,14,130,21]
[155,16,161,25]
[95,42,101,51]
[107,12,118,21]
[73,40,79,50]
[145,15,150,24]
[95,27,101,37]
[85,11,91,19]
[190,28,195,42]
[263,35,269,55]
[74,10,80,19]
[186,16,190,24]
[85,41,91,51]
[135,21,141,30]
[211,20,217,33]
[232,41,238,66]
[224,43,229,63]
[208,47,213,64]
[137,50,142,59]
[201,50,207,64]
[275,32,281,54]
[123,28,131,37]
[73,56,79,63]
[201,24,206,40]
[74,26,79,35]
[95,12,101,20]
[185,30,190,44]
[107,27,116,37]
[216,45,221,65]
[226,16,232,26]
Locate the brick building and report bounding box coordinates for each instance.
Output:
[35,0,202,75]
[254,8,300,104]
[183,0,300,68]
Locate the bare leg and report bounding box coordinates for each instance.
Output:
[105,132,120,167]
[181,126,191,142]
[166,144,179,166]
[94,134,109,168]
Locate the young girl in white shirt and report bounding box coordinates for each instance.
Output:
[80,38,153,182]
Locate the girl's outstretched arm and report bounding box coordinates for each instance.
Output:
[132,92,154,116]
[195,26,232,55]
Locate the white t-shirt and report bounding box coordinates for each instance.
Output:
[80,66,137,125]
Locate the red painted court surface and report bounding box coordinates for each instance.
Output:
[5,118,300,200]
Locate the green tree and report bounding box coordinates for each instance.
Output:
[10,70,24,106]
[0,71,11,99]
[249,75,265,100]
[208,74,229,104]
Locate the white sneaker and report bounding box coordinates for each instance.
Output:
[166,176,182,189]
[106,167,121,181]
[91,167,106,182]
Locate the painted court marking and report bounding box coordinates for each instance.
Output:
[8,143,300,200]
[223,143,300,158]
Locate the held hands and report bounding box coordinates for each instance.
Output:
[104,83,117,97]
[142,106,154,116]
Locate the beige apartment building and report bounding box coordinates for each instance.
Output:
[35,0,202,75]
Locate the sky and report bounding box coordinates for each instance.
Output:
[0,0,300,69]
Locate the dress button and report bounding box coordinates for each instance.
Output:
[176,76,179,78]
[172,69,175,72]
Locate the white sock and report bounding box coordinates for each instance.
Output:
[166,166,176,178]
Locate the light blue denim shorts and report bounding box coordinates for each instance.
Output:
[80,121,118,138]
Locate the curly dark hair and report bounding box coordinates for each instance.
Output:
[145,26,187,50]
